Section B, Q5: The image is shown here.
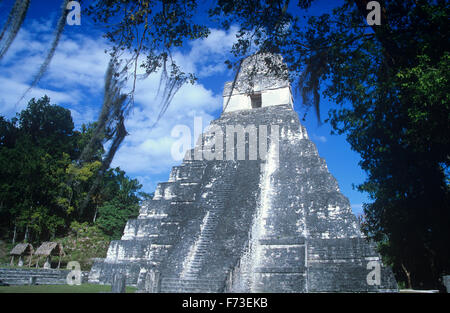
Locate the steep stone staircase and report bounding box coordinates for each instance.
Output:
[181,181,233,278]
[160,163,235,292]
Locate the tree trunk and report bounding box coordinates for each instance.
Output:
[24,225,29,243]
[354,0,397,67]
[12,224,17,245]
[93,207,98,223]
[401,263,412,289]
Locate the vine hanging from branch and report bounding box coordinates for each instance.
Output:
[0,0,31,60]
[17,0,71,105]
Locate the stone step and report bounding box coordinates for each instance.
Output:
[181,163,206,169]
[188,262,202,267]
[193,244,210,249]
[191,249,209,255]
[195,239,211,244]
[202,220,218,224]
[0,274,67,279]
[162,286,222,291]
[194,245,211,252]
[0,274,67,280]
[0,269,68,273]
[161,279,224,290]
[197,239,213,244]
[162,281,223,288]
[0,273,67,277]
[192,250,209,256]
[197,235,213,240]
[181,265,200,273]
[0,278,67,285]
[185,265,202,269]
[161,284,223,290]
[0,279,31,285]
[0,267,67,274]
[0,278,65,283]
[163,277,223,283]
[161,286,222,292]
[162,284,221,289]
[203,218,217,222]
[0,269,67,273]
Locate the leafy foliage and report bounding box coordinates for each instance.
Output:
[0,96,145,252]
[325,2,450,290]
[0,96,80,242]
[56,222,110,271]
[95,168,142,240]
[210,0,449,289]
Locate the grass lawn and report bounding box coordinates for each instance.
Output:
[0,284,137,293]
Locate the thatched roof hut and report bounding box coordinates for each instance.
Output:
[9,243,34,267]
[10,243,33,256]
[35,242,64,257]
[34,242,65,269]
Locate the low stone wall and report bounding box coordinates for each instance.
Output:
[0,267,89,286]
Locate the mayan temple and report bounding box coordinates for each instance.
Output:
[89,54,398,292]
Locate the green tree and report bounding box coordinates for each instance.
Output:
[58,122,105,221]
[17,96,78,157]
[1,2,212,215]
[0,95,146,244]
[0,96,81,241]
[208,0,449,289]
[95,168,142,240]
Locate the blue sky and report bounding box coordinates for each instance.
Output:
[0,0,368,215]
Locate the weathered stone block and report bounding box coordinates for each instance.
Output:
[111,272,126,293]
[443,275,450,293]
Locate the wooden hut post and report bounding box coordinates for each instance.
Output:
[34,242,63,270]
[36,256,40,268]
[10,255,14,267]
[57,253,61,269]
[44,256,51,269]
[12,224,16,245]
[28,252,33,267]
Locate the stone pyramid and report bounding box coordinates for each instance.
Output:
[89,54,398,292]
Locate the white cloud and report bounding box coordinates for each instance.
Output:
[0,24,108,121]
[311,133,327,143]
[0,76,77,115]
[172,26,239,79]
[112,77,221,175]
[351,204,364,215]
[0,20,236,194]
